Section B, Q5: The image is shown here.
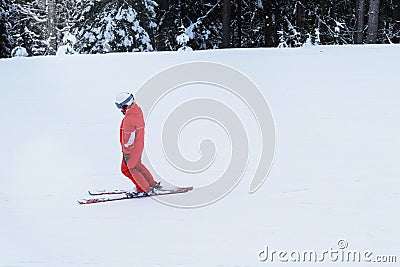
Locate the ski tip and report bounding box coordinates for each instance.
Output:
[179,186,193,192]
[78,198,97,205]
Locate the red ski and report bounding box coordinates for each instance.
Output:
[88,189,130,196]
[78,186,193,205]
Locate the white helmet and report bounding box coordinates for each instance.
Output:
[115,92,135,109]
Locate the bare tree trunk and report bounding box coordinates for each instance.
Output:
[366,0,380,44]
[295,1,305,29]
[47,0,56,54]
[222,0,231,48]
[355,0,365,44]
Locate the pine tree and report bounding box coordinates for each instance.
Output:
[74,0,158,53]
[8,0,48,56]
[54,0,83,51]
[156,0,221,50]
[152,0,179,50]
[377,0,400,43]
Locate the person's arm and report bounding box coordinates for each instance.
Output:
[121,115,136,155]
[122,111,145,168]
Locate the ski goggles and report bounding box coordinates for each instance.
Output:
[115,95,133,109]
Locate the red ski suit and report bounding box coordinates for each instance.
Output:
[120,103,156,192]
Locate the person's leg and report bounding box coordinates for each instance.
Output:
[129,169,151,192]
[121,159,151,192]
[135,160,157,187]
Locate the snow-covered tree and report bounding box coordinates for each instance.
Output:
[377,0,400,43]
[8,0,48,56]
[56,31,76,55]
[0,0,12,57]
[11,45,28,56]
[232,0,266,47]
[176,24,192,51]
[392,0,400,43]
[55,0,94,50]
[55,0,81,33]
[152,0,177,50]
[74,0,158,53]
[183,1,221,49]
[2,0,400,58]
[155,0,221,51]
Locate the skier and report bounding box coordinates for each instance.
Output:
[115,92,161,195]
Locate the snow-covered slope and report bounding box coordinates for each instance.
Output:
[1,45,399,266]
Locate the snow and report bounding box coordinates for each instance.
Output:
[11,46,28,57]
[63,32,77,45]
[177,46,193,52]
[56,45,69,56]
[176,32,190,46]
[0,45,400,266]
[177,30,192,51]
